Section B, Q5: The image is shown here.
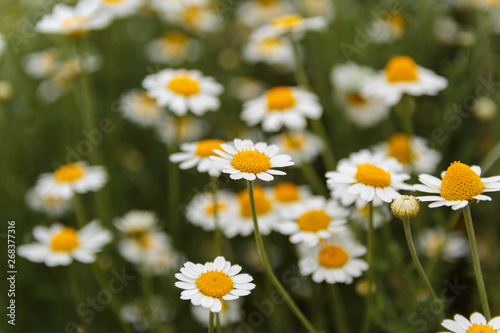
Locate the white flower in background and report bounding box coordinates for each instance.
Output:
[35,162,108,200]
[440,312,500,333]
[417,228,469,262]
[350,203,391,230]
[98,0,142,19]
[326,149,412,208]
[186,190,236,231]
[269,182,312,209]
[300,0,335,21]
[154,0,222,33]
[142,69,223,116]
[276,196,347,246]
[211,139,294,181]
[18,220,112,267]
[155,115,206,144]
[145,31,201,65]
[373,132,441,174]
[114,210,158,235]
[242,35,295,70]
[121,297,173,332]
[472,96,497,121]
[23,49,60,79]
[170,139,226,177]
[191,299,243,327]
[252,14,327,39]
[26,188,72,217]
[362,55,448,106]
[330,62,391,128]
[0,81,14,102]
[229,77,266,101]
[368,10,405,43]
[175,256,255,313]
[236,0,293,28]
[241,86,322,132]
[433,15,461,46]
[298,233,368,284]
[119,90,165,127]
[271,131,323,164]
[36,0,113,36]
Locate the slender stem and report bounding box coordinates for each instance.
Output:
[330,284,348,333]
[402,218,439,302]
[215,313,222,333]
[462,205,491,320]
[72,195,88,227]
[140,266,157,333]
[480,140,500,174]
[209,312,214,333]
[394,94,416,137]
[167,141,179,241]
[210,176,223,255]
[299,158,328,196]
[246,180,318,333]
[68,266,92,332]
[361,202,374,333]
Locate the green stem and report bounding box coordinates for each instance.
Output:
[330,284,348,333]
[216,313,222,333]
[210,176,223,255]
[246,180,318,333]
[462,205,491,320]
[480,140,500,174]
[72,195,88,227]
[167,141,180,241]
[140,267,157,333]
[361,202,374,333]
[402,218,439,302]
[68,266,92,332]
[394,94,416,137]
[299,159,328,196]
[209,312,214,333]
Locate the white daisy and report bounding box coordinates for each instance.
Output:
[98,0,142,19]
[241,86,322,132]
[326,149,412,208]
[186,190,236,231]
[440,312,500,333]
[415,161,500,210]
[236,0,293,28]
[276,196,347,246]
[26,187,72,218]
[362,55,448,106]
[210,139,294,182]
[330,62,391,128]
[175,2,222,33]
[270,131,323,164]
[169,139,226,177]
[145,31,201,65]
[114,210,158,235]
[35,162,108,200]
[229,77,266,101]
[368,10,405,43]
[119,89,165,127]
[142,69,223,116]
[155,115,206,144]
[242,34,295,70]
[191,299,243,327]
[269,181,312,208]
[300,0,335,21]
[252,14,327,39]
[22,49,60,79]
[417,228,469,263]
[18,220,112,267]
[298,233,368,284]
[36,0,113,36]
[175,256,255,313]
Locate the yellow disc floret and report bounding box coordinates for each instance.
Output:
[297,210,330,232]
[318,245,348,268]
[355,164,392,188]
[196,271,234,298]
[388,133,413,164]
[231,149,271,174]
[196,139,225,157]
[51,227,79,252]
[440,161,484,201]
[238,187,272,217]
[266,86,296,111]
[465,324,497,333]
[271,14,304,29]
[54,163,85,182]
[345,93,367,106]
[385,56,418,83]
[205,202,227,216]
[274,182,300,203]
[168,76,200,96]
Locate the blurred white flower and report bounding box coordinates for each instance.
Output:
[98,0,142,19]
[368,10,405,43]
[145,31,201,65]
[242,35,295,70]
[236,0,293,28]
[417,228,469,262]
[26,188,72,217]
[119,90,165,127]
[271,131,323,165]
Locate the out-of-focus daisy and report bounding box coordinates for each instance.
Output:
[121,297,173,332]
[368,10,405,43]
[300,0,335,21]
[242,35,295,70]
[350,203,391,230]
[169,139,226,177]
[362,55,448,106]
[270,182,312,208]
[253,14,327,39]
[417,228,469,262]
[26,188,72,217]
[229,77,266,101]
[298,233,368,284]
[23,49,60,79]
[373,132,441,174]
[142,69,223,116]
[472,96,497,121]
[186,190,235,231]
[114,210,158,236]
[36,0,113,36]
[276,196,347,246]
[191,299,243,327]
[35,162,108,200]
[98,0,142,19]
[119,90,165,127]
[441,312,500,333]
[18,220,112,267]
[330,62,391,128]
[415,161,500,210]
[211,139,294,181]
[326,149,411,208]
[271,131,323,164]
[155,115,206,144]
[175,256,255,313]
[145,31,201,65]
[159,1,222,33]
[433,15,461,46]
[241,86,322,132]
[236,0,292,28]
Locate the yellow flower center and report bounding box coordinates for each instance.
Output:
[271,14,303,30]
[195,139,225,157]
[274,182,299,203]
[231,149,272,174]
[465,324,497,333]
[297,210,330,232]
[238,187,272,217]
[346,93,367,106]
[164,31,188,45]
[54,163,85,182]
[355,164,392,188]
[50,227,79,252]
[440,161,485,201]
[266,86,296,111]
[388,133,413,164]
[196,271,234,298]
[103,0,124,3]
[168,76,200,96]
[258,37,284,54]
[136,93,160,116]
[383,10,405,32]
[318,245,348,268]
[183,5,203,27]
[283,132,306,150]
[258,0,276,5]
[205,202,227,216]
[63,16,88,28]
[139,234,152,248]
[385,56,418,83]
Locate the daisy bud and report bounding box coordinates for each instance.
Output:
[391,195,420,219]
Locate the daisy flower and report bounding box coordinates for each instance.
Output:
[242,35,295,70]
[113,210,158,235]
[252,13,327,39]
[241,86,322,132]
[417,228,469,263]
[142,69,223,116]
[175,256,255,313]
[169,139,226,177]
[155,115,206,144]
[236,0,293,28]
[145,31,201,65]
[300,0,335,21]
[36,0,113,36]
[191,299,243,327]
[18,220,112,267]
[326,149,411,208]
[362,55,448,106]
[368,10,405,43]
[98,0,142,19]
[210,139,294,181]
[276,196,347,246]
[298,233,368,284]
[119,89,165,127]
[22,49,60,79]
[35,162,108,200]
[415,161,500,210]
[186,190,236,231]
[330,62,391,128]
[441,312,500,333]
[176,2,222,33]
[270,182,312,208]
[26,187,72,218]
[271,131,323,164]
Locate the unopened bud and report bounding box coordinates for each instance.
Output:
[391,195,419,219]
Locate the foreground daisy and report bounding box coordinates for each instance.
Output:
[142,69,223,116]
[362,55,448,106]
[191,299,242,327]
[175,256,255,313]
[211,139,294,181]
[415,161,500,210]
[241,86,322,132]
[35,162,108,200]
[170,139,226,177]
[440,312,500,333]
[119,89,165,127]
[18,220,112,266]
